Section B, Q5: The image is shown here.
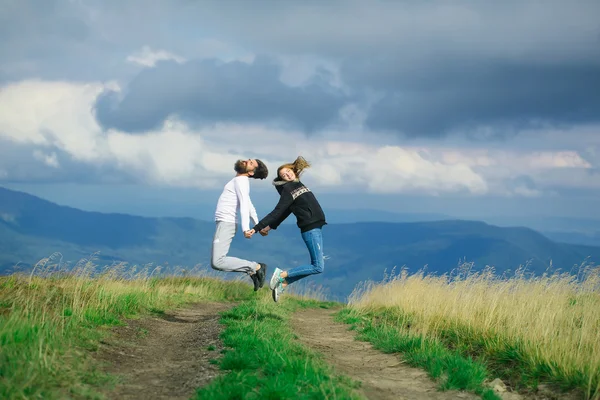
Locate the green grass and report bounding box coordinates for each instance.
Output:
[196,296,362,399]
[0,273,252,399]
[336,308,501,400]
[337,306,592,399]
[433,323,586,392]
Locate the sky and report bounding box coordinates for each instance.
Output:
[1,0,599,222]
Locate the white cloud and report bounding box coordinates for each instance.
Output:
[441,148,592,171]
[0,78,597,196]
[107,125,221,187]
[126,45,186,67]
[33,150,60,168]
[512,185,542,198]
[286,142,488,195]
[364,146,488,195]
[528,151,592,169]
[277,55,344,89]
[436,146,596,196]
[0,80,108,161]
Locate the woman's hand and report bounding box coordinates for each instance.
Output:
[244,229,255,239]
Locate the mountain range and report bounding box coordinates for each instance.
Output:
[1,186,598,298]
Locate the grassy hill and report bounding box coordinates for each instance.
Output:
[1,186,599,298]
[344,264,600,399]
[1,263,595,399]
[0,267,368,399]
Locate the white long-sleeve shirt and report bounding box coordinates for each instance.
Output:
[214,176,259,232]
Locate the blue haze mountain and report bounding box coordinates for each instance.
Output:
[1,186,598,298]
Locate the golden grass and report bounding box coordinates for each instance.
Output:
[348,263,600,399]
[285,281,332,302]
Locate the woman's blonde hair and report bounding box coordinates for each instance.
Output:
[277,156,311,180]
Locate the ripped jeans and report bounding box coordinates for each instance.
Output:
[286,227,324,285]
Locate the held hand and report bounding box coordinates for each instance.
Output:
[244,229,255,239]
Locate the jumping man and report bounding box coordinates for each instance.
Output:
[211,158,269,290]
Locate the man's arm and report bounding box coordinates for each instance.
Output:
[234,177,252,232]
[252,190,293,232]
[249,199,259,226]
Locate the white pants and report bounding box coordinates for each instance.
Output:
[210,221,256,275]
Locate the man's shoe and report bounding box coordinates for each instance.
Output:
[269,267,283,290]
[250,273,260,291]
[257,263,267,288]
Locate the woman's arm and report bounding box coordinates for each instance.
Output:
[252,190,293,232]
[269,208,293,230]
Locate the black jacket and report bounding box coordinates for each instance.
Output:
[252,180,326,233]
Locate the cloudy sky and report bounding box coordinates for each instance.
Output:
[1,0,599,221]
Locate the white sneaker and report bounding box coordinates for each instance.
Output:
[272,284,285,303]
[269,267,283,290]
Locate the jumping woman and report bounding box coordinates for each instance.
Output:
[244,156,326,302]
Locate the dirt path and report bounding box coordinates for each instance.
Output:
[95,302,232,400]
[292,307,482,400]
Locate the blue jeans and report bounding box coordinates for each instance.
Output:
[286,228,324,285]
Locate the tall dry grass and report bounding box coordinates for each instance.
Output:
[348,262,600,399]
[284,280,332,302]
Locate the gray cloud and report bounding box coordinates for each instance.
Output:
[94,57,347,132]
[2,0,600,139]
[0,0,197,82]
[175,0,600,137]
[0,0,128,83]
[188,1,600,62]
[357,61,600,137]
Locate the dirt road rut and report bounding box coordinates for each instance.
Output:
[95,302,232,400]
[292,307,480,400]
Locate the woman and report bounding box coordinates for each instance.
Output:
[245,156,326,302]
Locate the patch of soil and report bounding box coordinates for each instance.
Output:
[292,307,481,400]
[94,302,233,400]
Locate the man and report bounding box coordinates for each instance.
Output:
[211,158,269,290]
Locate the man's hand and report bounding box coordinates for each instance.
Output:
[244,229,255,239]
[259,226,271,236]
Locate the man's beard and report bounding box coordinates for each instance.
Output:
[234,160,246,174]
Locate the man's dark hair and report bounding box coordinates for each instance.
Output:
[252,159,269,180]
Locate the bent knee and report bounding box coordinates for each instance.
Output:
[211,258,224,271]
[312,263,324,274]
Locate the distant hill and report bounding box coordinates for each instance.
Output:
[1,186,598,298]
[320,209,451,224]
[481,215,600,247]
